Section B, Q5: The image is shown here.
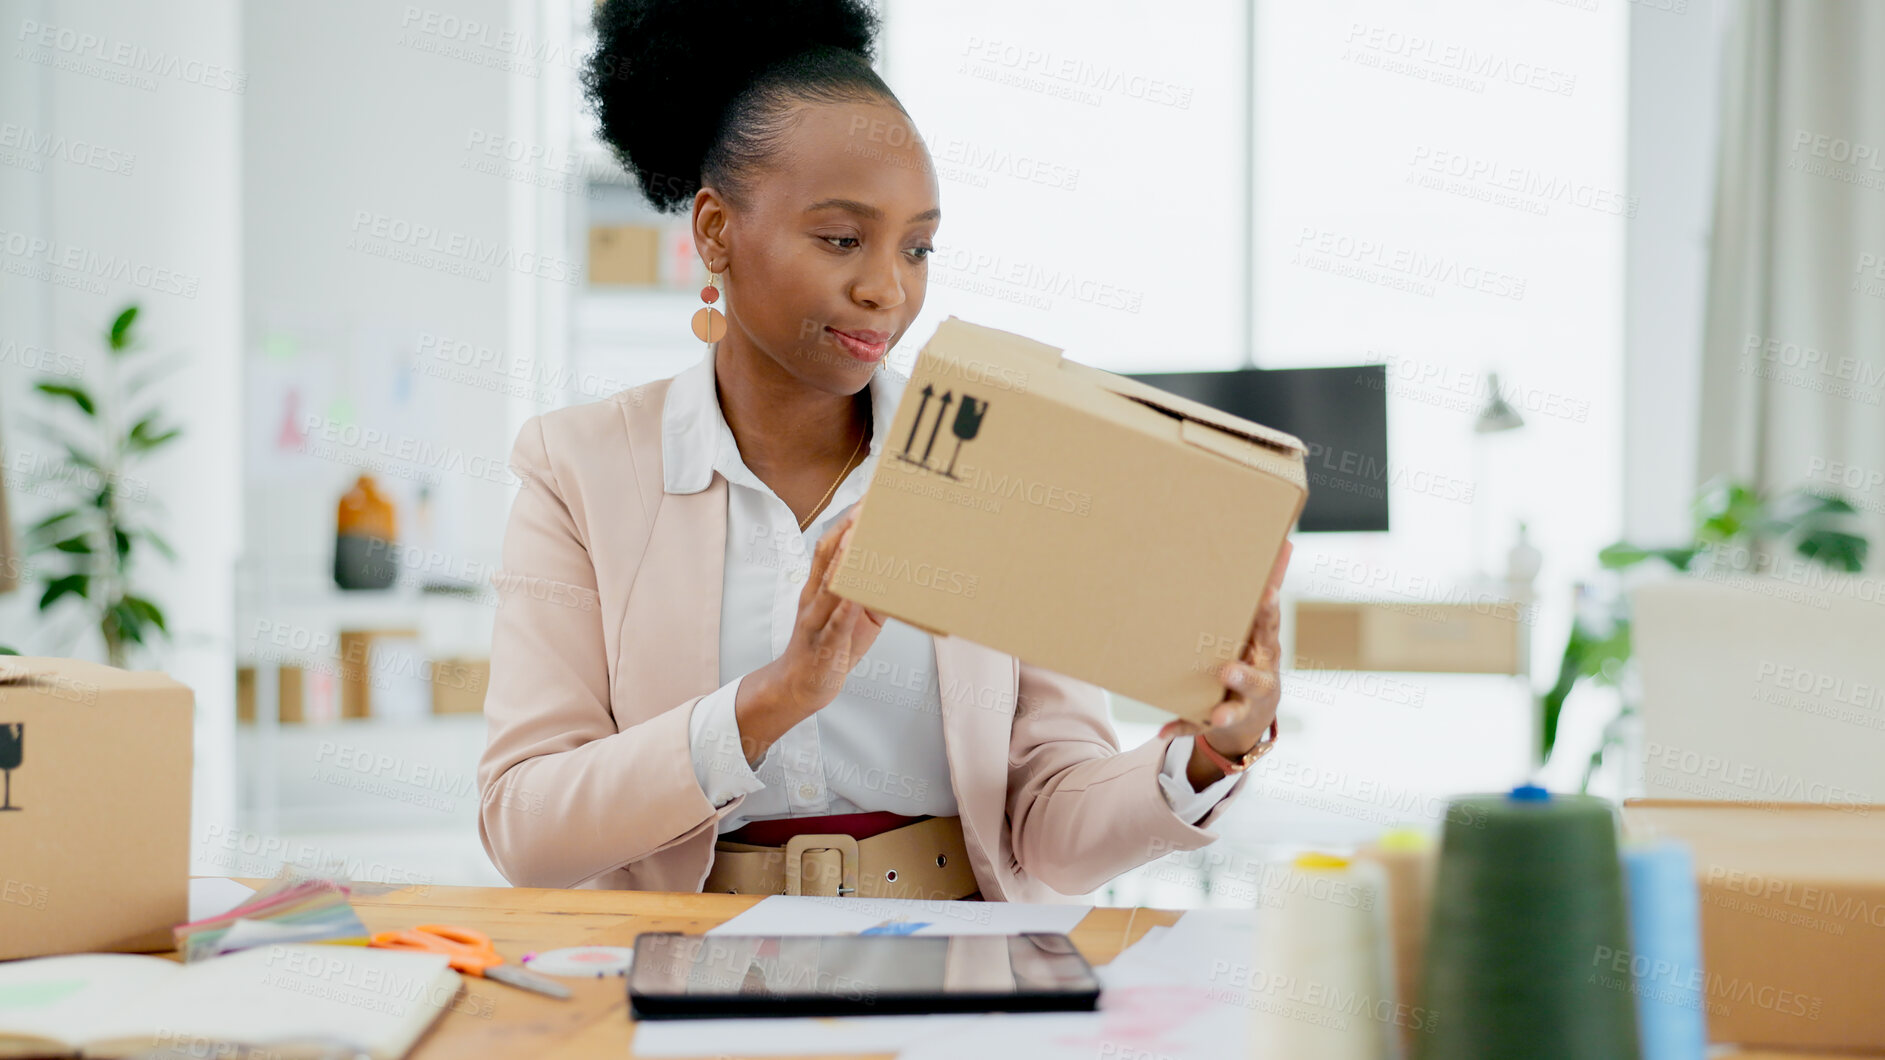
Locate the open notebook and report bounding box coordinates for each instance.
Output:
[0,943,458,1059]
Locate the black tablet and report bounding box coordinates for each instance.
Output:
[628,932,1103,1019]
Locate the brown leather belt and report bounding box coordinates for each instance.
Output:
[704,814,979,900]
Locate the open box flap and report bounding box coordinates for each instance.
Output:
[919,317,1305,479]
[0,658,50,684]
[931,315,1064,369]
[1043,359,1308,460]
[1178,419,1308,488]
[1095,371,1308,457]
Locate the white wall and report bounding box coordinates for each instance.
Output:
[0,0,245,844]
[241,0,524,598]
[3,0,555,871]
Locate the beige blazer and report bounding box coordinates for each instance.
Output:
[476,377,1250,902]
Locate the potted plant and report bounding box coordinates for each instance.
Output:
[16,305,183,667]
[1539,477,1869,790]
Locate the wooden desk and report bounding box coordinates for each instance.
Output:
[228,881,1181,1060]
[185,882,1874,1059]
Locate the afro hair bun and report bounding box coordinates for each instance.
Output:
[585,0,887,214]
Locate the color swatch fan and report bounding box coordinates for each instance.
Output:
[173,872,372,962]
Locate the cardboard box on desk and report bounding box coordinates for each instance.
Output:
[0,657,193,960]
[831,316,1307,723]
[1623,800,1885,1053]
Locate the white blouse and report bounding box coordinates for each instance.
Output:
[662,347,1239,834]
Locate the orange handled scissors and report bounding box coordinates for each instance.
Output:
[369,923,571,1000]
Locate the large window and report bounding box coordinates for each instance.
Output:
[1256,0,1627,599]
[1251,0,1629,819]
[882,1,1629,822]
[880,0,1250,373]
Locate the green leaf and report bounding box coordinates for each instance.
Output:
[122,594,167,635]
[126,415,183,451]
[111,601,147,645]
[1581,748,1605,793]
[1653,548,1701,570]
[1793,529,1868,572]
[114,527,132,560]
[1785,489,1857,519]
[38,574,90,611]
[50,534,92,554]
[1539,621,1592,763]
[1597,543,1650,569]
[137,527,178,563]
[0,646,19,656]
[1578,619,1634,687]
[34,382,96,417]
[1693,478,1763,545]
[109,305,139,352]
[1763,490,1849,540]
[27,509,84,537]
[1601,542,1700,572]
[1540,607,1635,765]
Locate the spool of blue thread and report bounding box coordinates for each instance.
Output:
[1623,840,1707,1060]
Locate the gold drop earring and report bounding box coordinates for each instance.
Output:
[692,269,727,349]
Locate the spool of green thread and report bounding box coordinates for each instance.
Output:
[1416,786,1641,1060]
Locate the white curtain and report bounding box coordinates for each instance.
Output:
[0,436,15,596]
[1698,0,1885,557]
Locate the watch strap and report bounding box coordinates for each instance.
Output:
[1195,717,1280,775]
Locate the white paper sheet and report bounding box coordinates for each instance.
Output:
[632,1012,985,1057]
[187,876,257,922]
[1111,908,1256,985]
[895,908,1264,1060]
[705,894,1091,938]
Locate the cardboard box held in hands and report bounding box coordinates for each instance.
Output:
[0,656,193,960]
[831,316,1307,723]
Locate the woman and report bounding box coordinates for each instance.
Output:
[476,0,1292,903]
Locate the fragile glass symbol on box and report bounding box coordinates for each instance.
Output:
[0,723,22,811]
[896,385,988,479]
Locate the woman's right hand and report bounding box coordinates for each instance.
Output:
[733,504,886,764]
[782,503,886,709]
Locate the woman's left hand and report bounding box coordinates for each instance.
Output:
[1160,540,1292,784]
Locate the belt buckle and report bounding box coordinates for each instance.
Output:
[784,833,860,897]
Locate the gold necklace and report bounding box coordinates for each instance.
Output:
[798,425,868,532]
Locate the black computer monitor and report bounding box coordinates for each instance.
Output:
[1127,365,1389,532]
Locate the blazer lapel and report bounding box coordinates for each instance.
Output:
[615,381,728,715]
[934,635,1019,878]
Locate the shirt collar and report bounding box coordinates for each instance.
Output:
[661,344,907,496]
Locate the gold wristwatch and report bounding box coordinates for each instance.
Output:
[1195,717,1280,775]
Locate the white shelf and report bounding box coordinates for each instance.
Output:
[575,286,698,343]
[234,714,487,834]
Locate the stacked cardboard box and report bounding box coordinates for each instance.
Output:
[0,657,192,959]
[1624,800,1885,1053]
